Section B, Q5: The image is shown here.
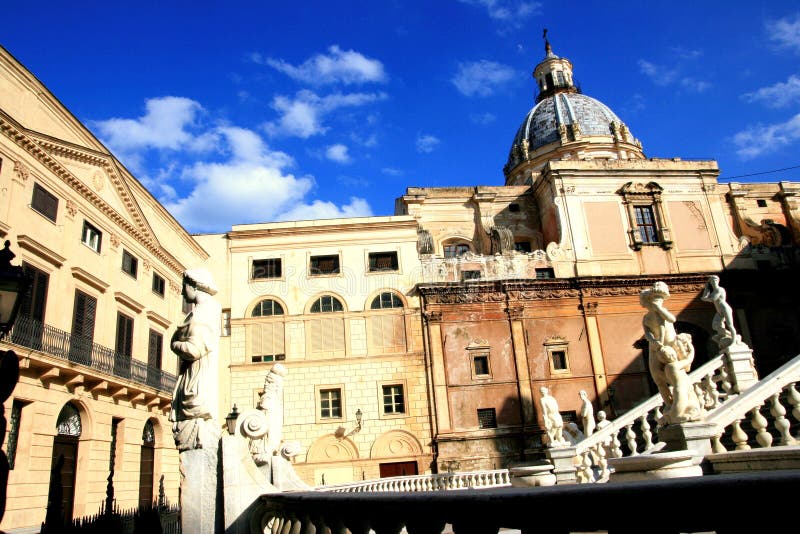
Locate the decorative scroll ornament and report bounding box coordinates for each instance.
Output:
[13,160,30,181]
[66,199,78,217]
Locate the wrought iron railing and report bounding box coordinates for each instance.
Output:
[8,314,176,392]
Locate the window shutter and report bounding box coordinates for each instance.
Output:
[72,290,97,341]
[148,330,163,369]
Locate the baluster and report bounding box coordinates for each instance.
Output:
[731,419,750,450]
[770,392,796,445]
[750,405,772,448]
[716,366,732,398]
[595,442,609,480]
[575,452,589,483]
[711,433,727,453]
[701,373,720,409]
[285,518,301,534]
[786,384,800,425]
[610,430,623,458]
[301,517,316,534]
[625,423,638,456]
[639,414,653,451]
[653,406,663,423]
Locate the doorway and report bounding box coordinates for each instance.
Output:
[379,461,418,478]
[49,403,81,524]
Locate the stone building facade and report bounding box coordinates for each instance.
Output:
[0,47,208,530]
[1,37,799,531]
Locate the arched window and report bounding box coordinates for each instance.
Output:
[310,295,344,313]
[139,420,156,508]
[50,403,82,523]
[443,242,471,258]
[252,299,284,317]
[371,292,403,310]
[368,292,406,355]
[307,295,345,358]
[249,299,286,363]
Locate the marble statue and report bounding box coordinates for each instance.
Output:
[701,275,740,349]
[579,390,595,437]
[539,386,567,447]
[595,410,610,431]
[640,281,703,425]
[170,268,222,451]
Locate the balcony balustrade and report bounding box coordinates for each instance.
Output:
[7,314,176,392]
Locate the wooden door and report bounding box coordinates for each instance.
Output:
[379,461,418,478]
[49,436,78,524]
[138,444,154,508]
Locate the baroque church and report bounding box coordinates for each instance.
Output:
[1,37,799,531]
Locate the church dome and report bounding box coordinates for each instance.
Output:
[504,33,644,183]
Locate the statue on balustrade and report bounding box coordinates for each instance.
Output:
[640,281,703,425]
[701,275,740,350]
[579,390,595,437]
[539,386,568,447]
[170,268,222,451]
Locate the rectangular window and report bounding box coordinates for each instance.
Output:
[473,355,490,376]
[251,354,286,363]
[147,329,163,388]
[634,205,659,244]
[7,400,23,469]
[756,199,767,207]
[81,221,102,252]
[69,290,97,365]
[252,258,282,279]
[477,408,497,429]
[221,309,231,337]
[382,384,405,414]
[121,250,138,278]
[310,255,340,275]
[368,252,399,272]
[152,273,165,297]
[551,350,568,370]
[116,312,134,358]
[20,262,49,322]
[514,241,532,253]
[535,268,555,279]
[31,183,59,222]
[320,388,342,419]
[461,270,481,281]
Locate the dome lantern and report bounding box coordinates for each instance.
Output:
[533,30,577,103]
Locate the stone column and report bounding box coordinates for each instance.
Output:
[581,302,610,410]
[424,311,451,432]
[508,305,534,425]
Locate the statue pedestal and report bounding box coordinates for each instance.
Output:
[544,446,577,485]
[509,461,556,487]
[608,450,703,483]
[723,342,759,393]
[180,439,223,534]
[658,421,717,456]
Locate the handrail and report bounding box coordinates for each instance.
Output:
[257,470,800,534]
[575,355,725,456]
[7,314,176,392]
[706,353,800,429]
[318,469,511,493]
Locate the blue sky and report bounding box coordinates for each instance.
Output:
[4,1,800,233]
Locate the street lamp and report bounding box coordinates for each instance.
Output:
[0,240,29,340]
[0,239,31,525]
[225,404,239,435]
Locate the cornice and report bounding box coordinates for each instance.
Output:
[146,310,172,329]
[0,111,187,277]
[71,267,109,293]
[114,291,145,314]
[16,234,66,267]
[229,219,419,240]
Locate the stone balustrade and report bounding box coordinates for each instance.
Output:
[707,353,800,452]
[572,355,728,483]
[420,251,552,283]
[254,470,800,534]
[318,469,511,493]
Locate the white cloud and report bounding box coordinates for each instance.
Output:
[732,113,800,159]
[452,60,516,97]
[266,45,387,85]
[325,144,351,164]
[638,60,677,86]
[263,89,387,138]
[768,13,800,53]
[277,197,372,222]
[164,126,314,232]
[416,134,440,153]
[470,112,497,124]
[381,167,403,176]
[459,0,541,27]
[743,75,800,108]
[680,78,711,92]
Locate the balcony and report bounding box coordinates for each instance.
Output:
[7,314,176,396]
